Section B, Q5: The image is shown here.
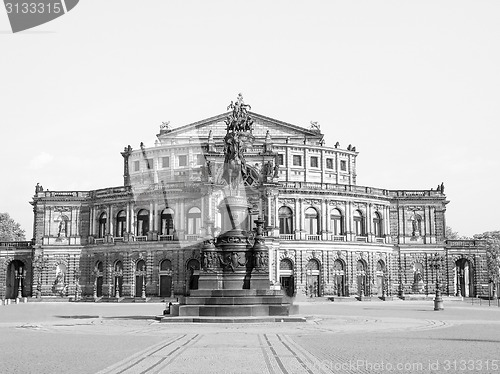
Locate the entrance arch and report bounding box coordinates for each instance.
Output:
[186,259,200,294]
[376,260,386,296]
[135,260,146,297]
[6,260,25,299]
[333,259,346,296]
[279,258,295,297]
[114,261,123,297]
[356,260,368,296]
[455,258,474,297]
[159,259,173,297]
[306,259,320,297]
[94,261,104,297]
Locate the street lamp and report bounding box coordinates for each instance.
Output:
[16,267,25,299]
[431,253,444,311]
[141,265,146,299]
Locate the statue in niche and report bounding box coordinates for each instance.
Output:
[410,213,421,237]
[57,216,68,238]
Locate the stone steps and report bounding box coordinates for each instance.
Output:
[179,296,289,305]
[160,316,306,323]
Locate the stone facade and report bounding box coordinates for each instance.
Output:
[0,108,491,300]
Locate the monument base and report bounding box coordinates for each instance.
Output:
[166,289,298,319]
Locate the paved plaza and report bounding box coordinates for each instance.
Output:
[1,299,500,373]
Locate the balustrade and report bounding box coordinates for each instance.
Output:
[158,234,174,241]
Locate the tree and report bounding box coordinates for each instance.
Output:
[0,213,26,242]
[445,226,469,240]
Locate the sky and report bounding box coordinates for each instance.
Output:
[1,0,499,239]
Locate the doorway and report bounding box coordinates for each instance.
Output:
[6,260,25,299]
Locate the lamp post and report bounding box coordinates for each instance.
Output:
[92,266,98,299]
[16,267,25,299]
[115,271,121,298]
[141,266,146,299]
[431,253,444,311]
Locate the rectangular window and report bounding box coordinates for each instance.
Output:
[310,156,318,168]
[162,157,170,168]
[196,154,205,165]
[326,158,333,169]
[145,159,153,169]
[277,154,284,166]
[292,155,302,166]
[134,160,140,172]
[340,160,347,171]
[178,155,187,167]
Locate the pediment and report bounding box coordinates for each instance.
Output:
[157,112,321,144]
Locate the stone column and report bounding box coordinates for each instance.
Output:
[274,194,279,229]
[294,198,300,240]
[384,205,391,244]
[429,206,436,244]
[347,201,354,241]
[126,202,131,236]
[108,205,114,237]
[266,192,272,228]
[130,202,136,237]
[299,199,305,240]
[367,203,373,243]
[320,200,327,240]
[398,206,405,244]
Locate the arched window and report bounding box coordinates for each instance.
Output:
[280,258,294,271]
[373,212,383,238]
[356,260,366,273]
[160,259,172,271]
[278,207,293,234]
[330,208,344,235]
[333,259,344,272]
[98,212,107,238]
[96,261,104,273]
[136,259,146,272]
[305,207,319,235]
[136,210,149,236]
[353,210,365,236]
[116,210,126,237]
[187,207,201,235]
[376,260,386,272]
[161,208,175,235]
[114,260,123,273]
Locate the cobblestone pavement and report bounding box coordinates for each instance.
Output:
[1,300,500,373]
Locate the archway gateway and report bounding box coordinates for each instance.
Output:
[6,260,25,299]
[279,259,295,297]
[333,259,346,297]
[135,260,146,297]
[455,258,474,297]
[306,259,320,297]
[159,259,172,297]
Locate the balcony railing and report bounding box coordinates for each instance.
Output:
[158,234,174,241]
[136,236,147,242]
[446,239,486,247]
[375,237,385,243]
[0,241,32,248]
[279,234,294,241]
[94,238,105,244]
[186,234,200,241]
[113,237,124,243]
[331,235,346,242]
[356,236,368,242]
[306,235,321,241]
